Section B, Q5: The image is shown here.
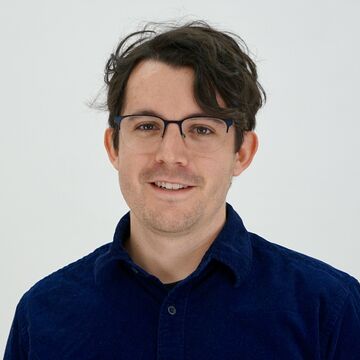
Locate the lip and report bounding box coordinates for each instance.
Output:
[150,180,195,187]
[149,182,195,199]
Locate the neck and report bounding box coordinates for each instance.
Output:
[124,206,226,284]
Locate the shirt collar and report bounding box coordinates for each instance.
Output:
[206,202,253,287]
[95,202,252,288]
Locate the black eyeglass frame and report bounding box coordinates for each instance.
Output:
[114,114,234,138]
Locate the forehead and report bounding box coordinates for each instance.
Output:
[122,59,225,115]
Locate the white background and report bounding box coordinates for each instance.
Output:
[1,0,359,354]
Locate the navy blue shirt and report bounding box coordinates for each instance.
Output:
[5,203,360,359]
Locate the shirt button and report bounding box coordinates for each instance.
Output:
[167,305,177,315]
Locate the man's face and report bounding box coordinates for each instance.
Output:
[105,60,257,235]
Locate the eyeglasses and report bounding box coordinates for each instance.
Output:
[114,114,234,154]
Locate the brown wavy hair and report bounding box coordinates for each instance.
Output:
[103,20,266,152]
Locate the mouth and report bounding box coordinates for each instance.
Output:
[149,181,195,194]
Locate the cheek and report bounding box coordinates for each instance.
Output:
[117,153,147,192]
[117,155,135,191]
[200,157,234,189]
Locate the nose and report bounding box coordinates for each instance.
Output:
[154,123,189,166]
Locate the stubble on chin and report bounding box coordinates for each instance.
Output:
[119,167,230,236]
[132,197,204,235]
[119,166,205,234]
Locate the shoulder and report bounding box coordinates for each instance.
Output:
[248,232,359,338]
[248,231,359,305]
[249,233,357,287]
[20,243,112,305]
[249,232,357,289]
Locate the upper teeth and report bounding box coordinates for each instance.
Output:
[155,181,188,190]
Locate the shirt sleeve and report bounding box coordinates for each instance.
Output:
[324,277,360,360]
[4,295,29,360]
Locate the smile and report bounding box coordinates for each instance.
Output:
[149,182,195,197]
[154,181,189,190]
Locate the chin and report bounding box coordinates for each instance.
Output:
[140,201,204,234]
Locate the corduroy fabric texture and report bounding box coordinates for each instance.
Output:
[4,203,360,359]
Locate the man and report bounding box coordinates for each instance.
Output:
[5,21,360,359]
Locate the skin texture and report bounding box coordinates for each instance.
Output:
[104,60,258,283]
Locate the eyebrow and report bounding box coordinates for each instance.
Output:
[123,108,211,120]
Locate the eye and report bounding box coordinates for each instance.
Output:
[193,126,213,135]
[187,124,215,136]
[136,122,160,131]
[185,117,221,136]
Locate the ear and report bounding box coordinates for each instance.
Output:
[104,128,119,171]
[233,131,259,177]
